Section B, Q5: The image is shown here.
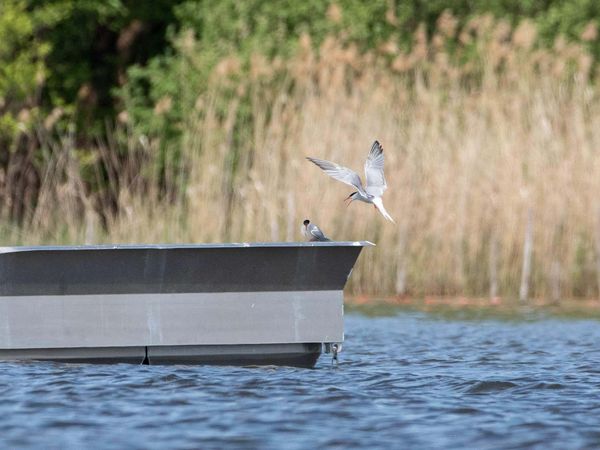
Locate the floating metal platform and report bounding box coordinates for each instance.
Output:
[0,242,371,367]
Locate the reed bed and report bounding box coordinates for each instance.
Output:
[3,14,600,300]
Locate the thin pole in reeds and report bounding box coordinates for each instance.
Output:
[395,220,409,296]
[550,260,561,304]
[550,222,563,304]
[84,209,96,244]
[489,233,499,300]
[519,207,533,303]
[488,187,499,301]
[286,192,296,241]
[594,205,600,299]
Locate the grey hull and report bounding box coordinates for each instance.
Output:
[0,242,370,367]
[0,343,322,368]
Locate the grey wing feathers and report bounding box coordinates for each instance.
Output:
[306,157,366,195]
[308,224,330,241]
[364,140,387,196]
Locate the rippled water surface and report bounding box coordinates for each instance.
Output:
[2,312,600,449]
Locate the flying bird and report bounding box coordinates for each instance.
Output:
[306,140,395,223]
[302,219,331,242]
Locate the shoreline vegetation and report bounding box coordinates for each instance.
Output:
[346,296,600,320]
[3,2,600,303]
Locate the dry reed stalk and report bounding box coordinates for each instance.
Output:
[595,206,600,297]
[489,234,499,300]
[519,207,533,303]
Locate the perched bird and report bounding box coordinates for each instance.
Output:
[306,140,395,223]
[302,219,331,242]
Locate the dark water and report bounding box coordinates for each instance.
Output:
[1,313,600,450]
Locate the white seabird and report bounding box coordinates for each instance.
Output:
[306,140,395,223]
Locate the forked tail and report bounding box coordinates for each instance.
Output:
[373,197,395,223]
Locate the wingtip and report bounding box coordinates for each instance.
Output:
[371,140,384,154]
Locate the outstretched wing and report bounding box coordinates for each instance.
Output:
[364,140,387,197]
[309,224,330,241]
[306,157,365,195]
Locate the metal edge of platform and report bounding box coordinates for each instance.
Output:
[0,241,375,254]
